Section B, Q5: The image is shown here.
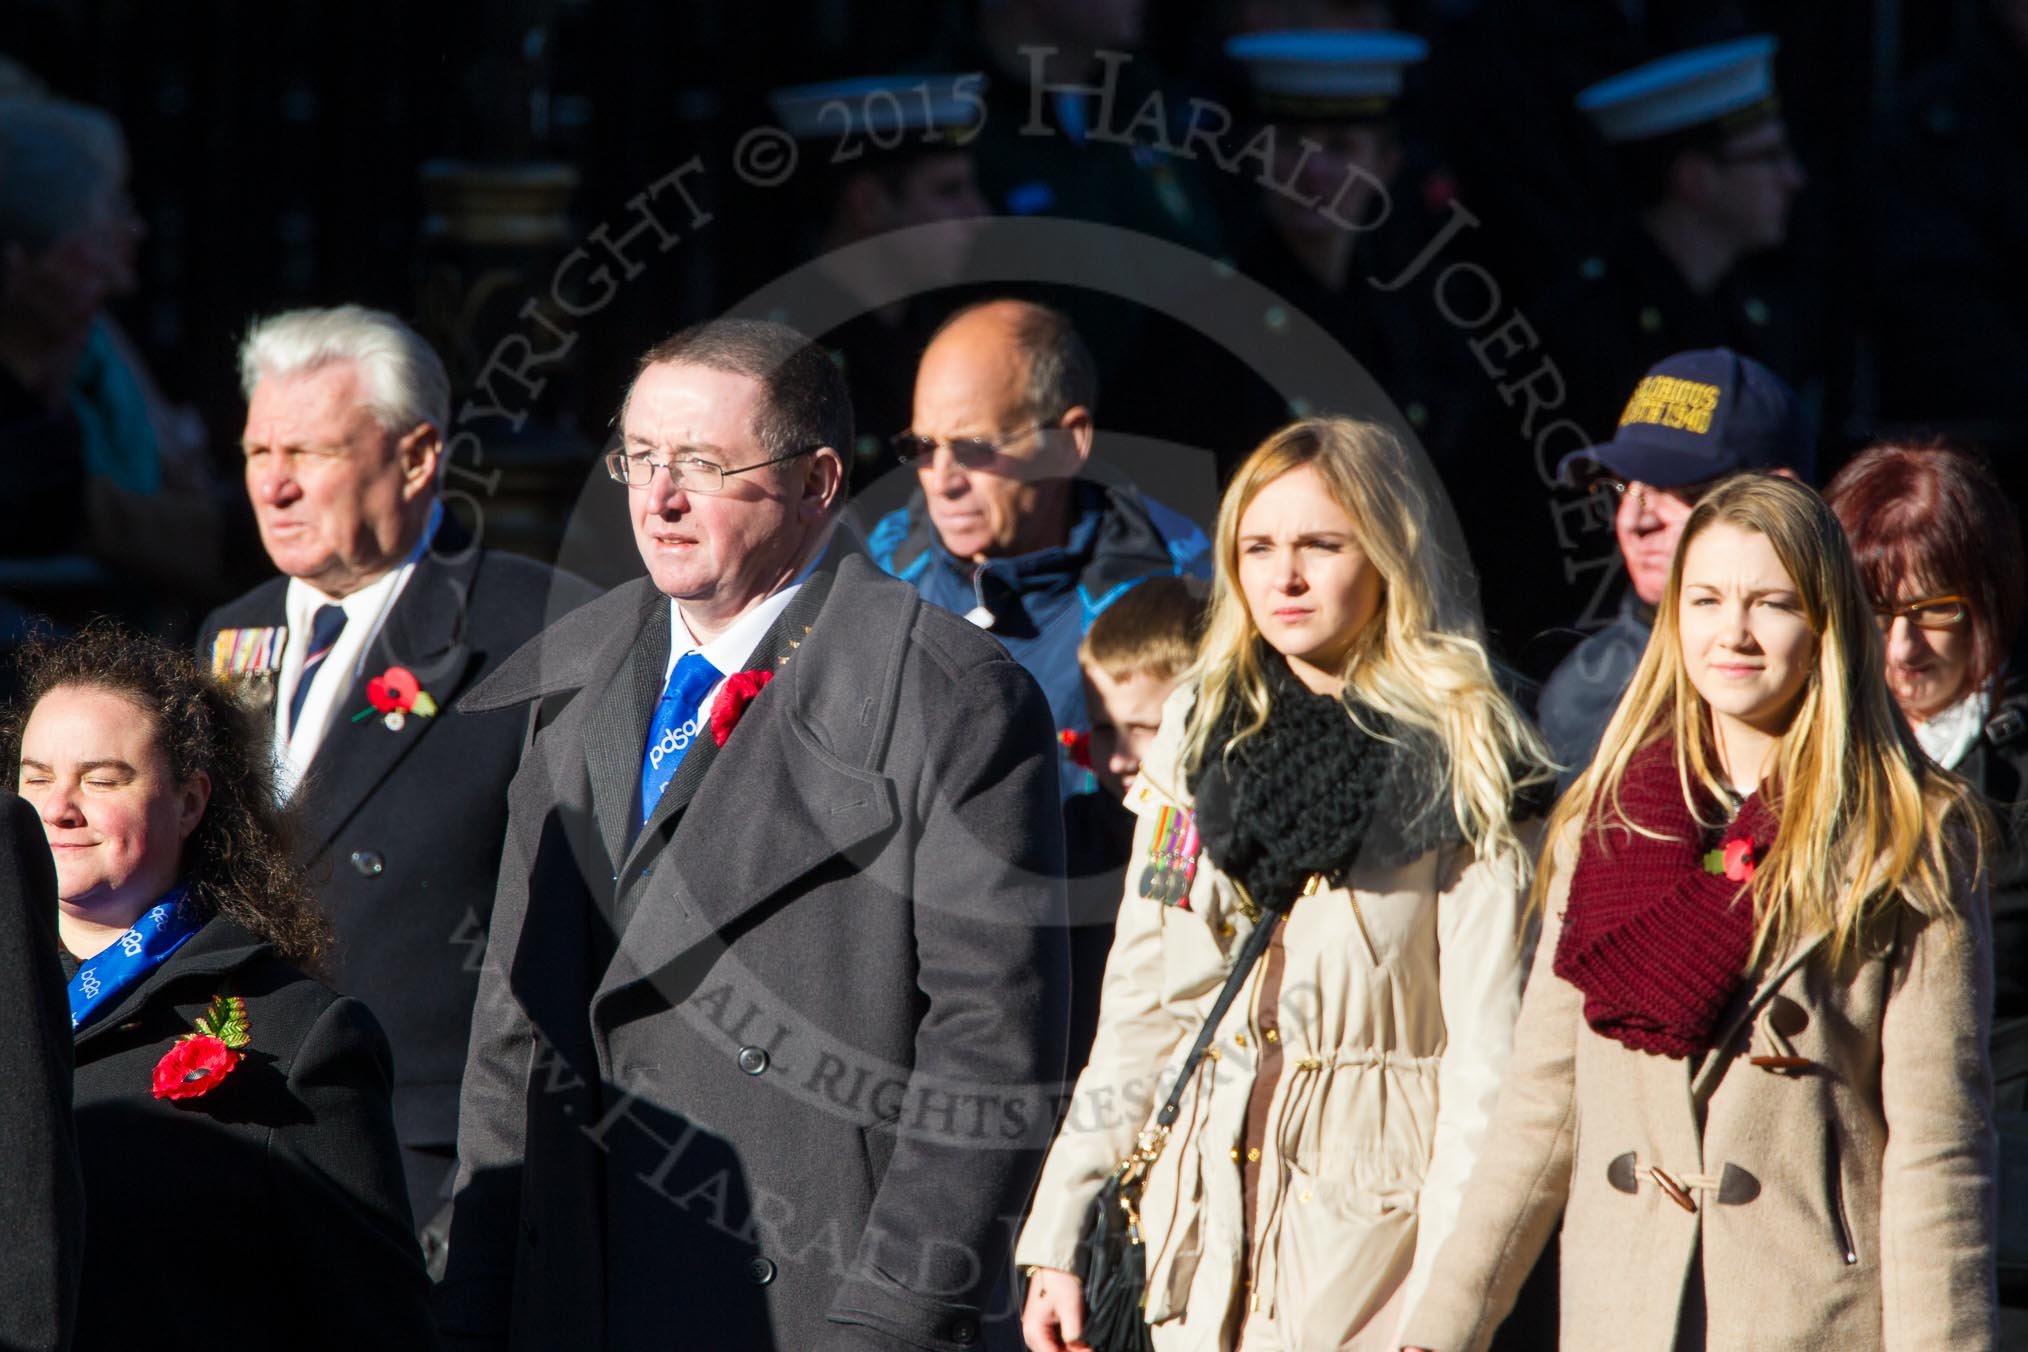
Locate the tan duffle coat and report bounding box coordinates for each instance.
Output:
[1015,687,1535,1351]
[1399,825,1998,1352]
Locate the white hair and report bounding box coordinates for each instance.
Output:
[238,304,450,436]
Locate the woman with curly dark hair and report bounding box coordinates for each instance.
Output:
[4,624,435,1351]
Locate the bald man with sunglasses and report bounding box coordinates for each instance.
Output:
[865,299,1209,790]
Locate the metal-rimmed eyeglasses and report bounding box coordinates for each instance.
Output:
[604,445,816,492]
[890,422,1045,469]
[1872,594,1971,631]
[1586,475,1724,511]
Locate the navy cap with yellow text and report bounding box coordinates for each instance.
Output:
[1557,347,1802,489]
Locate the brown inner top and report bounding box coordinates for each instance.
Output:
[1238,918,1290,1289]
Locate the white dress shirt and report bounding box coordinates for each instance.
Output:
[275,502,443,798]
[662,557,817,735]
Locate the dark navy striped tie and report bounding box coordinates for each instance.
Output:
[288,604,348,741]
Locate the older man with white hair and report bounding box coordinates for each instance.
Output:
[197,304,594,1246]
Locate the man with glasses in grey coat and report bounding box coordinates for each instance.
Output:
[440,318,1070,1352]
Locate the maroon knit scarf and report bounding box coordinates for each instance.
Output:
[1552,736,1780,1059]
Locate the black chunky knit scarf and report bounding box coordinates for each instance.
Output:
[1187,654,1465,913]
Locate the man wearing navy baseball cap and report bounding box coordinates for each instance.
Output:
[1451,35,1812,667]
[1538,346,1804,782]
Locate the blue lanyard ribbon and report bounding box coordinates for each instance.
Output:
[68,889,204,1034]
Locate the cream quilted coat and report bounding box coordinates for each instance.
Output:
[1014,686,1535,1351]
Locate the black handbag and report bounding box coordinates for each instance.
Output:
[1072,904,1287,1351]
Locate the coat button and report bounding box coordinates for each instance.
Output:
[1715,1162,1762,1206]
[746,1256,776,1284]
[952,1316,979,1345]
[350,850,384,877]
[737,1046,769,1075]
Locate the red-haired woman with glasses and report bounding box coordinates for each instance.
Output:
[1826,441,2025,743]
[1826,437,2028,1301]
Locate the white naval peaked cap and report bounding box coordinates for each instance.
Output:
[1225,29,1429,119]
[1577,35,1779,144]
[768,73,987,141]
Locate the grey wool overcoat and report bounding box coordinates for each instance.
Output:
[435,553,1072,1352]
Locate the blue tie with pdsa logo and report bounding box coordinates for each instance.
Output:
[639,651,723,828]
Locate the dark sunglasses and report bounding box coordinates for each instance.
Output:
[890,423,1045,469]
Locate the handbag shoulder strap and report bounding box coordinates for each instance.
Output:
[1151,908,1283,1131]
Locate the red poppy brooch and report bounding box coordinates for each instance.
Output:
[1703,836,1760,885]
[351,665,439,732]
[710,669,773,746]
[1058,728,1092,769]
[153,994,251,1101]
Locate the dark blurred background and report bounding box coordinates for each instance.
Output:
[3,0,2022,677]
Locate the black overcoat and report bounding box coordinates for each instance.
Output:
[197,526,597,1222]
[69,914,435,1350]
[437,554,1071,1352]
[1979,678,2028,1303]
[1965,676,2028,1028]
[1,794,83,1351]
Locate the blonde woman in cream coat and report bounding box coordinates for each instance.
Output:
[1016,419,1553,1352]
[1401,476,1996,1351]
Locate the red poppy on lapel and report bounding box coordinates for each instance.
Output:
[153,1036,239,1100]
[1058,727,1092,769]
[354,665,439,731]
[710,669,774,746]
[153,993,250,1101]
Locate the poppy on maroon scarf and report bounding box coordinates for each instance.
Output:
[1553,736,1779,1058]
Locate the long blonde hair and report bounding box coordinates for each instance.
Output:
[1550,474,1986,963]
[1181,417,1554,867]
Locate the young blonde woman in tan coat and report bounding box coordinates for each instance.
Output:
[1401,474,1998,1352]
[1016,418,1554,1352]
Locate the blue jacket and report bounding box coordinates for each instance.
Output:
[866,477,1211,785]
